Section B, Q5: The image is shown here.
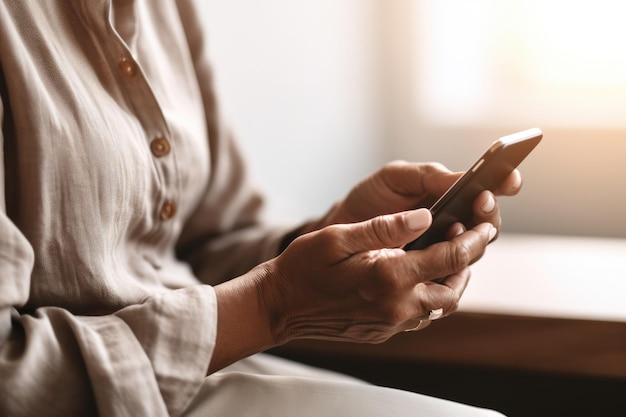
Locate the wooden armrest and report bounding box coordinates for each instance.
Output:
[271,312,626,379]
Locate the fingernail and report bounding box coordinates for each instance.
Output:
[488,225,497,242]
[406,209,431,231]
[482,193,495,213]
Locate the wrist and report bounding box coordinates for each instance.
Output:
[253,261,291,346]
[209,264,283,373]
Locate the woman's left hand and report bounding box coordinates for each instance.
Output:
[305,160,522,239]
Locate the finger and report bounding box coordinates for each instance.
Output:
[437,266,472,297]
[379,161,460,203]
[473,191,502,232]
[495,169,522,196]
[409,266,472,322]
[445,222,466,240]
[409,222,495,282]
[335,208,433,254]
[417,164,462,201]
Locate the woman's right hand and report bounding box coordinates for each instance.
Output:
[259,208,496,345]
[209,208,495,373]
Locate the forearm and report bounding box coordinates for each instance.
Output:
[209,264,279,374]
[205,207,343,372]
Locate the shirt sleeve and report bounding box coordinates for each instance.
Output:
[0,212,217,417]
[173,0,298,285]
[0,98,217,417]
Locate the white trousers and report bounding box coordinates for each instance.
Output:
[183,353,506,417]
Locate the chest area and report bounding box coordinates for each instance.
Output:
[2,1,210,229]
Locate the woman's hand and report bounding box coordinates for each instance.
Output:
[261,208,496,345]
[302,160,521,240]
[210,207,495,373]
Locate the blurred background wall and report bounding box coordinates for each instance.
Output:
[200,0,387,224]
[201,0,626,238]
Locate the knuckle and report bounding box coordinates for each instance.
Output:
[421,161,449,175]
[369,214,398,246]
[376,160,408,181]
[424,161,446,171]
[448,240,473,270]
[314,225,346,253]
[370,257,403,291]
[442,289,461,314]
[385,160,410,170]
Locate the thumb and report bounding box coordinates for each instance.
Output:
[342,208,432,253]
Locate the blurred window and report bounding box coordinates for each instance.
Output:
[413,0,626,128]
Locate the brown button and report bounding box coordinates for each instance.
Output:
[150,137,171,157]
[160,200,177,220]
[118,57,137,78]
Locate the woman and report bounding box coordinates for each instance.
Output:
[0,1,519,416]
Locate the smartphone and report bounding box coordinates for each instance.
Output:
[404,128,542,251]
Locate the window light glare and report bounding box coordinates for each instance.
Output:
[414,1,626,128]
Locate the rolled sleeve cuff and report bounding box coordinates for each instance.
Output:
[115,285,217,417]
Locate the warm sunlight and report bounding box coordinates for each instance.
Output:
[413,0,626,128]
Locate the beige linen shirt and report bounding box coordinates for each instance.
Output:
[0,1,287,416]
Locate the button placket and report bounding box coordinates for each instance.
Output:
[106,32,179,226]
[150,134,176,221]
